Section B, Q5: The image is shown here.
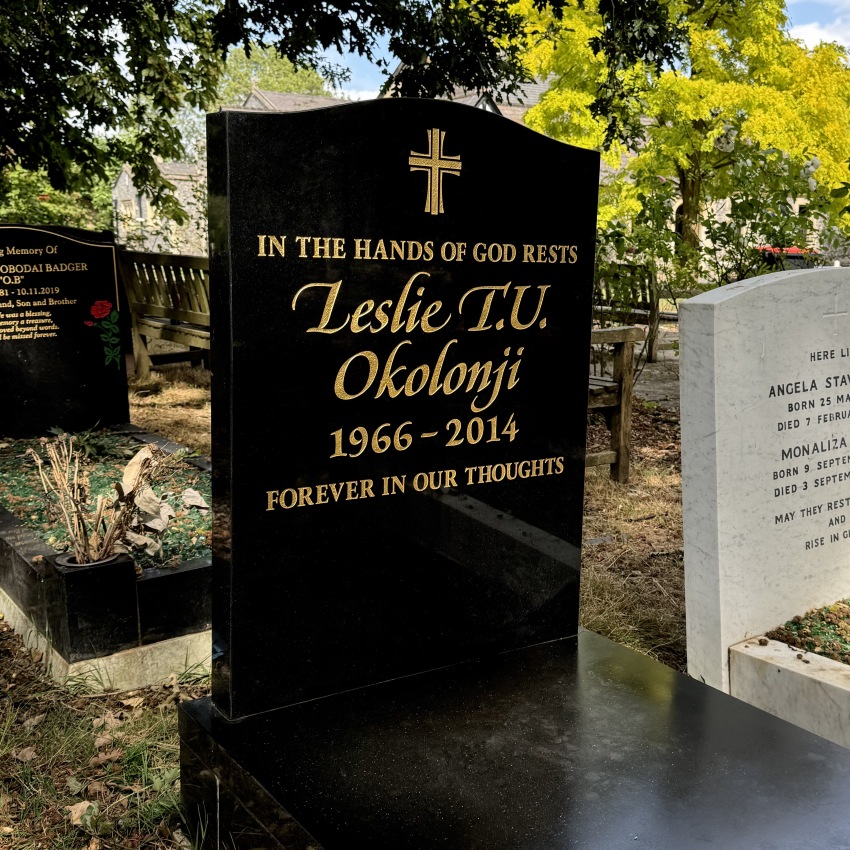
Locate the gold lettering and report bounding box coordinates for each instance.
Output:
[391,271,430,332]
[419,299,448,332]
[335,350,379,399]
[350,300,377,332]
[510,286,549,330]
[268,236,286,257]
[375,340,412,399]
[291,281,348,333]
[459,283,510,331]
[428,339,460,395]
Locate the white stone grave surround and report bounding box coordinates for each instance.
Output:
[681,267,850,691]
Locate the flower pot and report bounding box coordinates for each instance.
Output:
[42,552,140,662]
[53,552,126,569]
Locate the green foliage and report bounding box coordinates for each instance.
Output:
[595,170,695,356]
[589,0,687,147]
[524,0,850,250]
[3,0,684,210]
[172,43,331,155]
[1,0,221,211]
[216,43,330,106]
[699,148,827,286]
[0,165,113,230]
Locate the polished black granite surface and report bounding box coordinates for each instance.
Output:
[181,629,850,850]
[0,224,129,436]
[207,100,599,718]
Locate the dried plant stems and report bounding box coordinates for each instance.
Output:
[26,434,170,565]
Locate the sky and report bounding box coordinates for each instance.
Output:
[333,1,850,101]
[788,0,850,47]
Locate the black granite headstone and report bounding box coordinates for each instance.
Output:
[0,224,129,436]
[182,99,850,850]
[208,99,599,720]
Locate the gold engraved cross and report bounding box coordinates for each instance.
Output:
[409,128,461,215]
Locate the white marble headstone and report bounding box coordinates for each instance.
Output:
[681,268,850,690]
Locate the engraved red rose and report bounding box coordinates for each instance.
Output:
[85,300,121,368]
[90,300,113,320]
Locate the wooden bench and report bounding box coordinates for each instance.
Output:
[586,325,645,483]
[594,263,678,362]
[117,250,211,380]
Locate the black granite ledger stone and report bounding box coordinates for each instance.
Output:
[180,630,850,850]
[0,224,129,437]
[208,99,599,719]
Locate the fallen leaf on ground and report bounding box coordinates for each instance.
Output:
[13,747,36,762]
[116,782,145,794]
[23,713,45,730]
[66,776,86,794]
[66,800,95,825]
[86,780,109,796]
[92,712,122,730]
[88,748,122,767]
[182,488,209,511]
[120,696,144,709]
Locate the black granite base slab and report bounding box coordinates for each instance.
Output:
[0,427,211,664]
[180,629,850,850]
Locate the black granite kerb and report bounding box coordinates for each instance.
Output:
[180,631,850,850]
[0,428,212,663]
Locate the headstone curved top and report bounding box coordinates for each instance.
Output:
[207,98,600,719]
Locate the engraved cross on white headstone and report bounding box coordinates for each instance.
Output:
[823,295,848,336]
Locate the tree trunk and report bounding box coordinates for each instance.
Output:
[677,160,702,255]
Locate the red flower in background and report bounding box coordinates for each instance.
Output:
[84,320,94,327]
[90,300,112,320]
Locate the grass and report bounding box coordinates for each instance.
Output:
[581,402,686,671]
[0,615,208,849]
[128,366,211,459]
